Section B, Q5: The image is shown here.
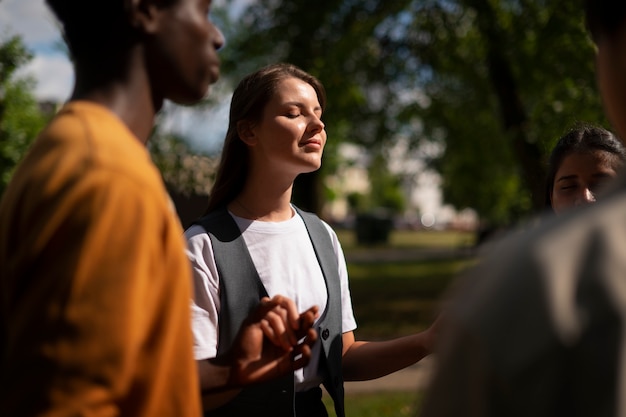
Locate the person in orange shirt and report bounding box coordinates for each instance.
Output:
[0,1,317,416]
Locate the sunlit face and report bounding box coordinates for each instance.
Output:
[550,150,620,214]
[247,77,326,177]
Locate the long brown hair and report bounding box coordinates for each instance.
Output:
[204,63,327,214]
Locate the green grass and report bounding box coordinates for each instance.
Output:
[347,258,474,339]
[314,231,474,417]
[335,229,476,339]
[323,391,424,417]
[318,230,476,416]
[335,228,476,250]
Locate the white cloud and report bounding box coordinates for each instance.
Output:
[0,0,61,46]
[160,95,232,154]
[1,0,70,101]
[21,53,74,101]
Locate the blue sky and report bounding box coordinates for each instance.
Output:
[0,0,73,101]
[0,0,249,154]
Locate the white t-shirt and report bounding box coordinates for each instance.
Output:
[185,208,357,392]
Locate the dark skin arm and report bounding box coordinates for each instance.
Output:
[198,295,319,409]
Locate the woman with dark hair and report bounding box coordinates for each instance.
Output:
[545,124,626,214]
[420,1,626,414]
[185,63,439,417]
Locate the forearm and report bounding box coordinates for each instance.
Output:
[197,359,241,410]
[342,332,432,381]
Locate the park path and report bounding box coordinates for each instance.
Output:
[342,355,435,394]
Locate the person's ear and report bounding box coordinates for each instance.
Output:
[237,121,258,146]
[125,0,163,34]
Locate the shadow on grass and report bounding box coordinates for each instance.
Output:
[317,231,476,416]
[324,391,425,417]
[347,258,475,339]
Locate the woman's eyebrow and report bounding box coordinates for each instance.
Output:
[592,172,614,178]
[556,175,578,182]
[283,101,322,112]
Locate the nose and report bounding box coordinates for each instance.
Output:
[575,189,596,206]
[212,24,225,50]
[308,115,325,133]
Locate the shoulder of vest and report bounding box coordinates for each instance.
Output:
[193,206,228,228]
[293,205,324,226]
[193,207,241,242]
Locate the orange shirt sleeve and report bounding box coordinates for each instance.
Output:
[0,107,200,416]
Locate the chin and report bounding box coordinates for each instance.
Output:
[170,86,211,106]
[304,162,322,173]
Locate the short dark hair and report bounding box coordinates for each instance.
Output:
[46,0,182,62]
[584,0,626,42]
[45,0,134,61]
[545,124,626,208]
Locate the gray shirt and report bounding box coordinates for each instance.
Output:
[421,173,626,417]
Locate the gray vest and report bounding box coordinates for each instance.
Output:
[195,206,345,417]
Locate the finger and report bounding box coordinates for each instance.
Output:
[291,343,312,370]
[290,328,317,371]
[261,310,288,349]
[303,305,320,321]
[247,297,280,324]
[259,318,277,345]
[295,307,319,340]
[263,308,296,350]
[303,327,318,346]
[268,294,301,331]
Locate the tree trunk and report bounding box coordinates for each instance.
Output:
[466,0,546,211]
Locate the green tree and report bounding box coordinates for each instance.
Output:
[395,0,604,224]
[217,0,415,214]
[0,36,48,196]
[368,150,406,214]
[216,0,603,225]
[148,128,218,195]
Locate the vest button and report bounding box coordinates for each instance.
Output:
[322,329,330,340]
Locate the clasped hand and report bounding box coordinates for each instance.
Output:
[218,295,319,388]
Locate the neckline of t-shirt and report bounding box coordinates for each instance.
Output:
[228,206,304,234]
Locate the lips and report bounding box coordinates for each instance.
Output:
[207,63,221,84]
[301,138,323,147]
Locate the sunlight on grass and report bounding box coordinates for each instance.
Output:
[347,258,475,339]
[336,229,476,250]
[324,391,424,417]
[314,230,474,415]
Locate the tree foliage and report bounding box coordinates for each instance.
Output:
[0,36,48,196]
[215,0,604,224]
[148,128,218,196]
[395,0,605,224]
[217,0,416,213]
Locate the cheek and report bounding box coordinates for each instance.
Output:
[551,193,569,214]
[277,122,306,142]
